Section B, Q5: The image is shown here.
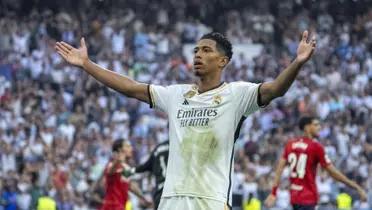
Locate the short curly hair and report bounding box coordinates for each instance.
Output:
[200,32,233,61]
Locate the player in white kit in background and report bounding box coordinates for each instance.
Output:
[55,30,316,210]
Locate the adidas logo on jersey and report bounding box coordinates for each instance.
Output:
[182,99,189,105]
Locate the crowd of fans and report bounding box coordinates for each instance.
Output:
[1,0,372,209]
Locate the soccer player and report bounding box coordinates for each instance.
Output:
[264,116,367,210]
[100,139,151,210]
[55,30,315,210]
[131,140,169,210]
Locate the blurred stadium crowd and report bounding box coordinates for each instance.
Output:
[0,0,372,209]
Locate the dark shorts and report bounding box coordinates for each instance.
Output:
[292,204,316,210]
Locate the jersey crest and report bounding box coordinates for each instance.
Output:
[213,95,222,105]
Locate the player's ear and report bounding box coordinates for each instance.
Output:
[219,56,229,68]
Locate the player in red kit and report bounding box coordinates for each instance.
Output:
[100,139,151,210]
[264,116,367,210]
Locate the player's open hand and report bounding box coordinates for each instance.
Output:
[296,30,316,64]
[55,38,89,67]
[264,194,276,208]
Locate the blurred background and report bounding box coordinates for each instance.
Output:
[0,0,372,209]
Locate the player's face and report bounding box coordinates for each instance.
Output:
[122,143,133,158]
[193,39,227,77]
[309,119,321,137]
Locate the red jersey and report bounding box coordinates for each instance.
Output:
[282,137,331,205]
[100,162,130,210]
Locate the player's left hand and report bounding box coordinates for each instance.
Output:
[296,30,316,64]
[264,194,277,208]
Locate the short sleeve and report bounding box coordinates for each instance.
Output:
[316,143,332,168]
[232,81,262,117]
[149,84,172,113]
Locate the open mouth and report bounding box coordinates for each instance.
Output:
[194,61,203,68]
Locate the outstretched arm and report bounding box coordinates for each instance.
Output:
[55,38,149,103]
[259,31,316,106]
[325,164,367,201]
[264,157,287,207]
[135,152,155,173]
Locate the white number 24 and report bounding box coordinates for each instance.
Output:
[288,153,308,179]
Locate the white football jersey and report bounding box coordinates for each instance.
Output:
[149,81,261,207]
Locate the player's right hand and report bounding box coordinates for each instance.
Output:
[264,194,277,208]
[55,38,89,67]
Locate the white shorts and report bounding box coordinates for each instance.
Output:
[158,196,230,210]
